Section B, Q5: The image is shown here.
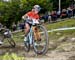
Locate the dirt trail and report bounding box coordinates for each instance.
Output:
[0,44,75,60]
[25,51,75,60]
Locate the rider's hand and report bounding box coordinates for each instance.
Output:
[22,16,25,20]
[22,15,28,20]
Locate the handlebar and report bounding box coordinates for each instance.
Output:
[25,19,40,25]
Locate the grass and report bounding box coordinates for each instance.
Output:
[46,19,75,30]
[13,31,24,43]
[0,56,3,60]
[45,18,75,40]
[0,53,25,60]
[10,18,75,42]
[2,18,75,45]
[49,30,75,41]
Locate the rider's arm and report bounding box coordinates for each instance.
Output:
[22,14,28,20]
[22,11,32,20]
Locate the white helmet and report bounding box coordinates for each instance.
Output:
[33,5,41,12]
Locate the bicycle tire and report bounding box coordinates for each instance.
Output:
[7,37,16,47]
[0,33,4,42]
[24,36,30,52]
[33,25,49,55]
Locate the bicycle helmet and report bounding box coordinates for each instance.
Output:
[33,5,41,12]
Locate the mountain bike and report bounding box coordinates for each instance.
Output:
[0,28,16,47]
[24,20,49,55]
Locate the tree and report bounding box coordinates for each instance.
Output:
[0,0,53,28]
[52,0,73,10]
[0,0,72,28]
[0,0,21,28]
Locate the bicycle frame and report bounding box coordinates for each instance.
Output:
[27,26,34,45]
[0,29,11,41]
[24,22,49,54]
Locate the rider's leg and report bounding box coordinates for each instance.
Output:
[24,23,30,41]
[33,26,41,41]
[24,23,30,36]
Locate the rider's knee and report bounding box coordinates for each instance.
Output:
[25,23,30,30]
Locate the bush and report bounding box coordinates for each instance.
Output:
[3,53,25,60]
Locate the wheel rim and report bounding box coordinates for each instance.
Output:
[33,25,48,54]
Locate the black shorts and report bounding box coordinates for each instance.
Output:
[24,20,32,28]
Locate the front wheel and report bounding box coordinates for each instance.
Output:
[33,25,49,55]
[24,36,30,52]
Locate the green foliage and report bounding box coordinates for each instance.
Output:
[0,0,74,28]
[0,0,53,28]
[0,0,22,28]
[2,53,25,60]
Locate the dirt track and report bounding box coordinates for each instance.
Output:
[0,44,75,60]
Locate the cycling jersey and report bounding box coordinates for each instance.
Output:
[26,11,40,20]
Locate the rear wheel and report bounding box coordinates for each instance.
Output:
[7,37,16,47]
[33,25,49,55]
[0,33,4,45]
